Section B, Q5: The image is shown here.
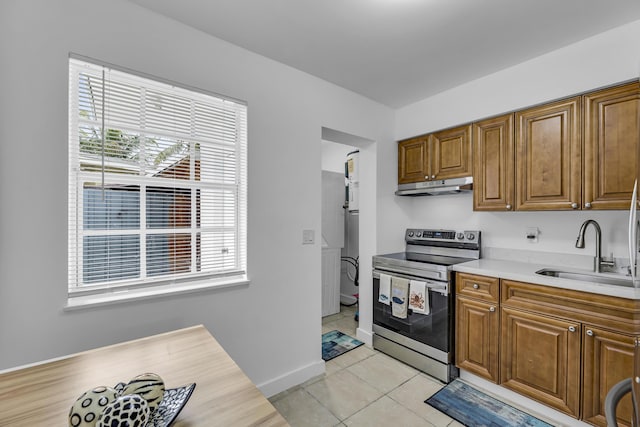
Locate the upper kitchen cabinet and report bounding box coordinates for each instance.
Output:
[398,124,472,185]
[473,114,515,211]
[401,80,637,209]
[398,136,429,184]
[515,97,582,211]
[583,82,640,210]
[430,124,473,180]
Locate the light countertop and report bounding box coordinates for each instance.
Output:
[453,258,639,300]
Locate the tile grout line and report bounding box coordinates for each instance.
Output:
[278,306,458,426]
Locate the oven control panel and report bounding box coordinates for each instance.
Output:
[405,229,480,244]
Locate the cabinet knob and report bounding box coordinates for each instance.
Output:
[506,204,512,210]
[571,202,578,209]
[431,175,435,179]
[586,329,594,337]
[584,202,592,209]
[425,175,430,180]
[489,306,496,312]
[472,283,479,289]
[568,326,576,332]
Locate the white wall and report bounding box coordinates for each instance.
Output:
[394,20,640,261]
[0,0,396,396]
[321,140,354,174]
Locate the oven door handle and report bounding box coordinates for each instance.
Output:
[372,269,448,295]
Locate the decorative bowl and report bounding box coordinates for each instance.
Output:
[114,382,196,427]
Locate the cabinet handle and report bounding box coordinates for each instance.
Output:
[489,306,496,312]
[568,326,576,332]
[571,202,578,209]
[472,283,479,289]
[586,329,594,337]
[506,204,512,210]
[584,202,592,209]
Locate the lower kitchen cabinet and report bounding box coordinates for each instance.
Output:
[500,306,581,418]
[582,326,635,427]
[455,273,640,424]
[456,296,499,383]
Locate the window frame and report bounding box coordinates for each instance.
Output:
[68,55,248,302]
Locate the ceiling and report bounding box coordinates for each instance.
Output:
[129,0,640,108]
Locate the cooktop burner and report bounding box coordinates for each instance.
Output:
[373,228,481,279]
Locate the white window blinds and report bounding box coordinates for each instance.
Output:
[68,57,247,293]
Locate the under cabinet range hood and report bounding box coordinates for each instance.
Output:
[395,176,473,196]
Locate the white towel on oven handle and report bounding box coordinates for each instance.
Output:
[378,273,391,305]
[408,280,429,315]
[391,276,409,319]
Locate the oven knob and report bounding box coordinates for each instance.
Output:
[408,231,414,237]
[466,233,475,240]
[457,233,464,240]
[416,231,422,237]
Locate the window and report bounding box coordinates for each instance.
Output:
[68,57,247,296]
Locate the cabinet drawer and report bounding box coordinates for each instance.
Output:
[456,273,499,302]
[501,279,640,334]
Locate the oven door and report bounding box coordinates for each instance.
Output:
[372,269,452,354]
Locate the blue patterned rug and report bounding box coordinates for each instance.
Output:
[425,379,554,427]
[322,330,363,361]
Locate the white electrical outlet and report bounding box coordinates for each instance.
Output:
[302,229,315,245]
[526,227,539,243]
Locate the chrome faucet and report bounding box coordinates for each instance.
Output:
[575,219,614,273]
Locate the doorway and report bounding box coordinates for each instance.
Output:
[321,140,359,319]
[320,127,374,327]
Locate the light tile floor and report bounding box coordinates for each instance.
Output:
[268,305,464,427]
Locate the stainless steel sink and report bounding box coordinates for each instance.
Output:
[535,268,633,287]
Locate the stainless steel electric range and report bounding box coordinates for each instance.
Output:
[372,228,481,383]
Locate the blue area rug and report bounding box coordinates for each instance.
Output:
[425,379,554,427]
[322,330,363,361]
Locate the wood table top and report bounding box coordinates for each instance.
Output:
[0,325,288,426]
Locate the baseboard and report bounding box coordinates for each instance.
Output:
[356,327,372,346]
[256,359,325,398]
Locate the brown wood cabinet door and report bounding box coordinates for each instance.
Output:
[634,337,640,425]
[516,97,582,210]
[501,307,581,417]
[473,114,515,211]
[456,296,500,383]
[431,124,472,180]
[398,137,429,184]
[584,82,640,210]
[582,326,634,427]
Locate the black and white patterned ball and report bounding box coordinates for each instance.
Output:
[68,386,118,427]
[121,373,165,413]
[96,394,150,427]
